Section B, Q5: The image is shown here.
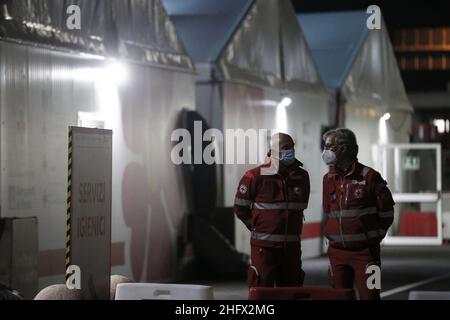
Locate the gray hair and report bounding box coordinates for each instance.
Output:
[323,128,359,161]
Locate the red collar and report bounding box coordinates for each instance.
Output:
[329,161,358,177]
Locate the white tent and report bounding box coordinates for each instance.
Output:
[300,12,448,246]
[299,11,413,168]
[164,0,330,258]
[0,0,195,290]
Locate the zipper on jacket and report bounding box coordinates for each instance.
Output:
[281,175,289,251]
[339,177,347,248]
[276,173,290,250]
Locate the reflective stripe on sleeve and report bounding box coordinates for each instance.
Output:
[253,202,307,210]
[378,210,394,218]
[327,207,377,218]
[234,197,253,207]
[251,231,300,242]
[326,229,385,242]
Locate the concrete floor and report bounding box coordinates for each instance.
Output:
[197,245,450,300]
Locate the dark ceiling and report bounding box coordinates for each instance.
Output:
[291,0,450,29]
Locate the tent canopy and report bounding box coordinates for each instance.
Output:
[299,11,412,112]
[298,11,368,90]
[162,0,253,64]
[0,0,193,70]
[164,0,322,89]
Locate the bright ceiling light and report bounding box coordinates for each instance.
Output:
[278,96,292,108]
[104,61,127,84]
[3,4,13,20]
[381,112,391,121]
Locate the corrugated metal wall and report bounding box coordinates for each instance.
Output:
[0,41,196,290]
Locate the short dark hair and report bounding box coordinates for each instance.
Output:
[323,128,359,161]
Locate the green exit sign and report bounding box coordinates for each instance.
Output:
[404,156,420,170]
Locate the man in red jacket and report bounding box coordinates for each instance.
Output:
[322,128,395,300]
[234,133,310,287]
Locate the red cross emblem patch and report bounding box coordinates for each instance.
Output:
[239,184,248,194]
[354,188,364,198]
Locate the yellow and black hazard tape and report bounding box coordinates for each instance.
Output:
[65,126,73,281]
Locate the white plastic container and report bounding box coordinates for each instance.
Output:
[115,283,214,300]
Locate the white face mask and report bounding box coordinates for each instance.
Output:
[322,149,337,165]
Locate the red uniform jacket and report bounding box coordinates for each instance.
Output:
[234,159,310,248]
[322,161,395,249]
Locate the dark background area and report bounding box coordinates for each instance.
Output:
[292,0,450,28]
[292,0,450,92]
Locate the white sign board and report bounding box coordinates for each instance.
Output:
[66,127,112,299]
